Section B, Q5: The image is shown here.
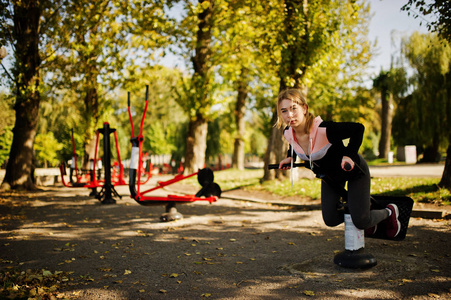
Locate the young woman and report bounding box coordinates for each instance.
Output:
[276,88,400,238]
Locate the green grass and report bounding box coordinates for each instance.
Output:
[210,168,450,206]
[370,177,450,205]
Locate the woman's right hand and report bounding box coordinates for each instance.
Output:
[278,157,293,169]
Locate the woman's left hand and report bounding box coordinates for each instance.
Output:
[341,156,354,171]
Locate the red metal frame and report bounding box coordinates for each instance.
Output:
[59,125,151,189]
[128,87,217,205]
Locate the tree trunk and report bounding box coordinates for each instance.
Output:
[232,68,248,170]
[422,133,440,162]
[263,117,285,181]
[1,1,41,190]
[439,133,451,189]
[378,89,393,159]
[83,136,97,170]
[262,0,308,181]
[184,0,213,173]
[81,82,100,170]
[184,116,208,174]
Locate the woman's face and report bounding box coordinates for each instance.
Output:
[279,99,307,128]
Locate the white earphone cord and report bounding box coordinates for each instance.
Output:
[290,145,294,190]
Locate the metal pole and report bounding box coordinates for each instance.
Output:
[99,122,116,204]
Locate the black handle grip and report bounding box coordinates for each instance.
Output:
[344,162,352,171]
[127,92,130,107]
[145,85,149,101]
[268,163,306,169]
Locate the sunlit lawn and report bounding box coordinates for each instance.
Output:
[207,168,450,206]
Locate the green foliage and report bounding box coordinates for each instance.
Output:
[144,121,175,155]
[373,68,409,97]
[167,122,187,163]
[0,126,13,167]
[392,33,450,153]
[34,132,64,167]
[36,88,86,164]
[361,130,379,160]
[206,118,222,162]
[307,1,374,121]
[39,0,176,166]
[402,0,451,42]
[247,125,268,158]
[0,0,413,172]
[0,89,14,133]
[116,65,186,160]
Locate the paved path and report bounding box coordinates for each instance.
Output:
[0,185,449,299]
[368,163,444,178]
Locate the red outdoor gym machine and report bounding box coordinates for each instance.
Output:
[127,85,221,221]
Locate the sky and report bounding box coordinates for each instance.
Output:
[367,0,429,74]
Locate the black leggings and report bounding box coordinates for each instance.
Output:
[320,156,389,230]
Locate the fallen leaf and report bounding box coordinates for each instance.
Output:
[124,270,132,275]
[169,273,179,278]
[201,293,212,297]
[99,268,112,272]
[303,290,315,296]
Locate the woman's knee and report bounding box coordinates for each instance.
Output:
[351,215,370,230]
[322,213,344,227]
